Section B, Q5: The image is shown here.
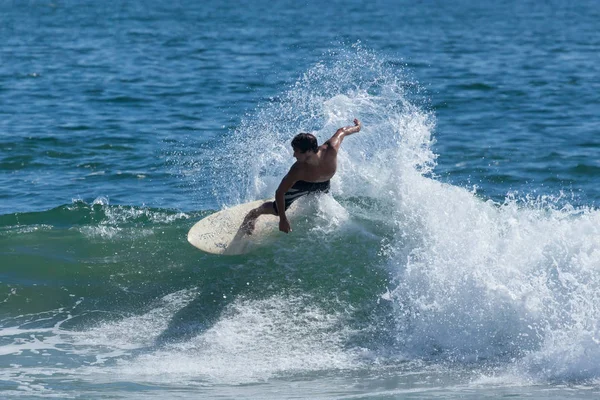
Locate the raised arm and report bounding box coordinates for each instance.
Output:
[325,118,361,151]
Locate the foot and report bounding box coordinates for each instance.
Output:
[241,217,256,235]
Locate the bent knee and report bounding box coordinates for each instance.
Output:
[260,201,277,215]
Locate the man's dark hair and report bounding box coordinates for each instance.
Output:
[291,133,318,153]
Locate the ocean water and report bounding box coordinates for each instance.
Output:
[1,0,600,399]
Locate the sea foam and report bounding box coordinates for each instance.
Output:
[216,45,600,383]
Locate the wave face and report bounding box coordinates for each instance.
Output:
[2,46,600,397]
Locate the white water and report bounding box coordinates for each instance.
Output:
[215,45,600,384]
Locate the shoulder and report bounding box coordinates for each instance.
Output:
[287,162,304,178]
[322,139,339,152]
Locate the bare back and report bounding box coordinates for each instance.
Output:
[289,143,336,183]
[293,119,361,183]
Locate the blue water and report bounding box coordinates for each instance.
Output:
[1,1,600,399]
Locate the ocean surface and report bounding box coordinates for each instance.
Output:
[1,0,600,398]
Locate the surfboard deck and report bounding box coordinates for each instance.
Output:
[187,199,281,255]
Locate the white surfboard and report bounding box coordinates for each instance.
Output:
[187,199,284,255]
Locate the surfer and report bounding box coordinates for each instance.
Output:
[242,118,362,234]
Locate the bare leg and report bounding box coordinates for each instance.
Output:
[241,201,277,234]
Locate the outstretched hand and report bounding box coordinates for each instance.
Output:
[347,118,361,134]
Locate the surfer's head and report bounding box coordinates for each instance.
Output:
[291,133,318,154]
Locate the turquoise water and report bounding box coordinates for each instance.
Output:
[2,1,600,398]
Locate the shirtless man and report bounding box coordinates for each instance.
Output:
[242,119,362,234]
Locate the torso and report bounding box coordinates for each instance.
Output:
[295,143,337,183]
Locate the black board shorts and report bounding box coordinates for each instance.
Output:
[272,180,330,215]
